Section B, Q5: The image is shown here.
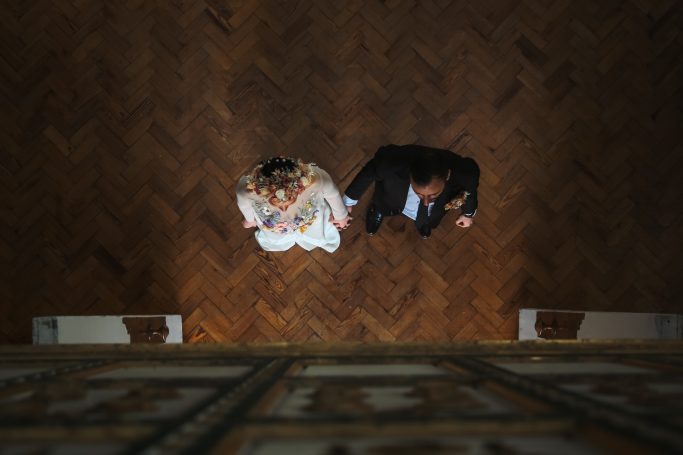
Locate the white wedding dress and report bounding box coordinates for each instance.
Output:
[236,166,348,252]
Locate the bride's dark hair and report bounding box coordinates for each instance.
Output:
[260,157,297,177]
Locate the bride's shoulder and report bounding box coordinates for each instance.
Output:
[309,165,332,182]
[236,175,262,201]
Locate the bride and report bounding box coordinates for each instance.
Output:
[236,157,352,252]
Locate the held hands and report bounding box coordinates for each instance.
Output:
[242,219,257,228]
[456,215,473,228]
[334,206,354,231]
[329,213,353,231]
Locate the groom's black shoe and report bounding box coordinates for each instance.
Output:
[366,204,383,236]
[418,224,431,239]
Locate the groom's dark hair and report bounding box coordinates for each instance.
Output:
[410,151,449,186]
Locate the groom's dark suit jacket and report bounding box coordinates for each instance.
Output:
[345,144,480,229]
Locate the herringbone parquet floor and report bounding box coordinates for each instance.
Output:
[1,0,682,343]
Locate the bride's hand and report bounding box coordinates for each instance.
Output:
[329,214,352,231]
[242,219,257,228]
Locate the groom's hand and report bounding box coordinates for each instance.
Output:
[455,215,473,228]
[346,205,353,213]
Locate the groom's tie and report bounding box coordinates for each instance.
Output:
[416,202,429,228]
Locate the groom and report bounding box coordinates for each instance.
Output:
[343,144,480,238]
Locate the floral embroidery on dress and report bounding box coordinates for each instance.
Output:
[253,194,319,234]
[254,201,286,232]
[292,195,319,233]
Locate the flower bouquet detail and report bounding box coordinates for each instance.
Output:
[444,191,470,211]
[244,157,316,203]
